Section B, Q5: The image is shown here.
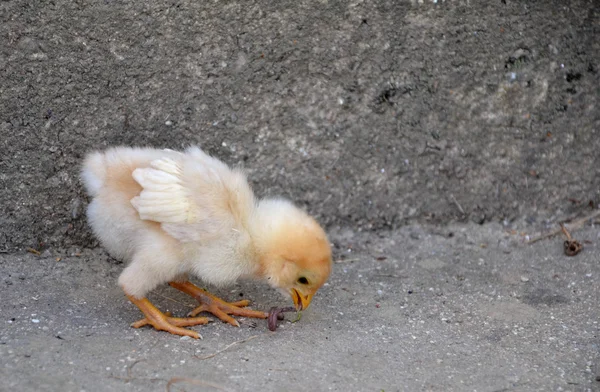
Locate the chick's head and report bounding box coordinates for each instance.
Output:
[253,199,332,311]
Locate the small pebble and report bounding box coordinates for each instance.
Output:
[520,276,530,282]
[31,319,40,323]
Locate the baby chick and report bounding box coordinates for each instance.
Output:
[81,146,332,338]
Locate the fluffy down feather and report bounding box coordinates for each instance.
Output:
[82,146,332,313]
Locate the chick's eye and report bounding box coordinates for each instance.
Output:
[297,277,309,285]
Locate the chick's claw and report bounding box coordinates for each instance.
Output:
[127,295,208,339]
[131,315,211,329]
[169,281,268,327]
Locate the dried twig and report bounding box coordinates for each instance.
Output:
[126,359,144,380]
[110,359,163,384]
[560,224,572,241]
[450,194,465,215]
[166,377,232,392]
[193,335,259,360]
[527,209,600,244]
[26,248,41,256]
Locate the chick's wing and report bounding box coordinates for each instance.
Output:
[131,148,252,243]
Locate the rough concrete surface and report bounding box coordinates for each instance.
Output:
[1,0,599,252]
[1,224,599,391]
[1,0,600,391]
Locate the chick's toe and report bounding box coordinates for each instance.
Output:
[169,281,268,327]
[127,295,208,339]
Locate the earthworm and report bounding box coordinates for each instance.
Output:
[267,306,296,331]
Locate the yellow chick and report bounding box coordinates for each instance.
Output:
[81,146,332,338]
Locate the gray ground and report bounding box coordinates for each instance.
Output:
[1,0,600,391]
[1,224,599,391]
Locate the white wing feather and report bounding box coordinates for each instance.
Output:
[131,158,194,223]
[130,150,254,243]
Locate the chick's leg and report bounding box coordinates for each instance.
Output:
[126,295,210,339]
[169,281,268,327]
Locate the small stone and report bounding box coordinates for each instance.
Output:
[180,336,191,341]
[520,276,529,282]
[31,319,40,323]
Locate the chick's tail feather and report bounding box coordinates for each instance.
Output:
[81,151,107,197]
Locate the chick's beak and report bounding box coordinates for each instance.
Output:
[290,289,313,311]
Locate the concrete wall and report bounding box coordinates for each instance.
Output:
[1,0,598,252]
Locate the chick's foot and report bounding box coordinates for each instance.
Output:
[126,295,209,339]
[169,281,268,327]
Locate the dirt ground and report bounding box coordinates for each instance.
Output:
[1,0,599,391]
